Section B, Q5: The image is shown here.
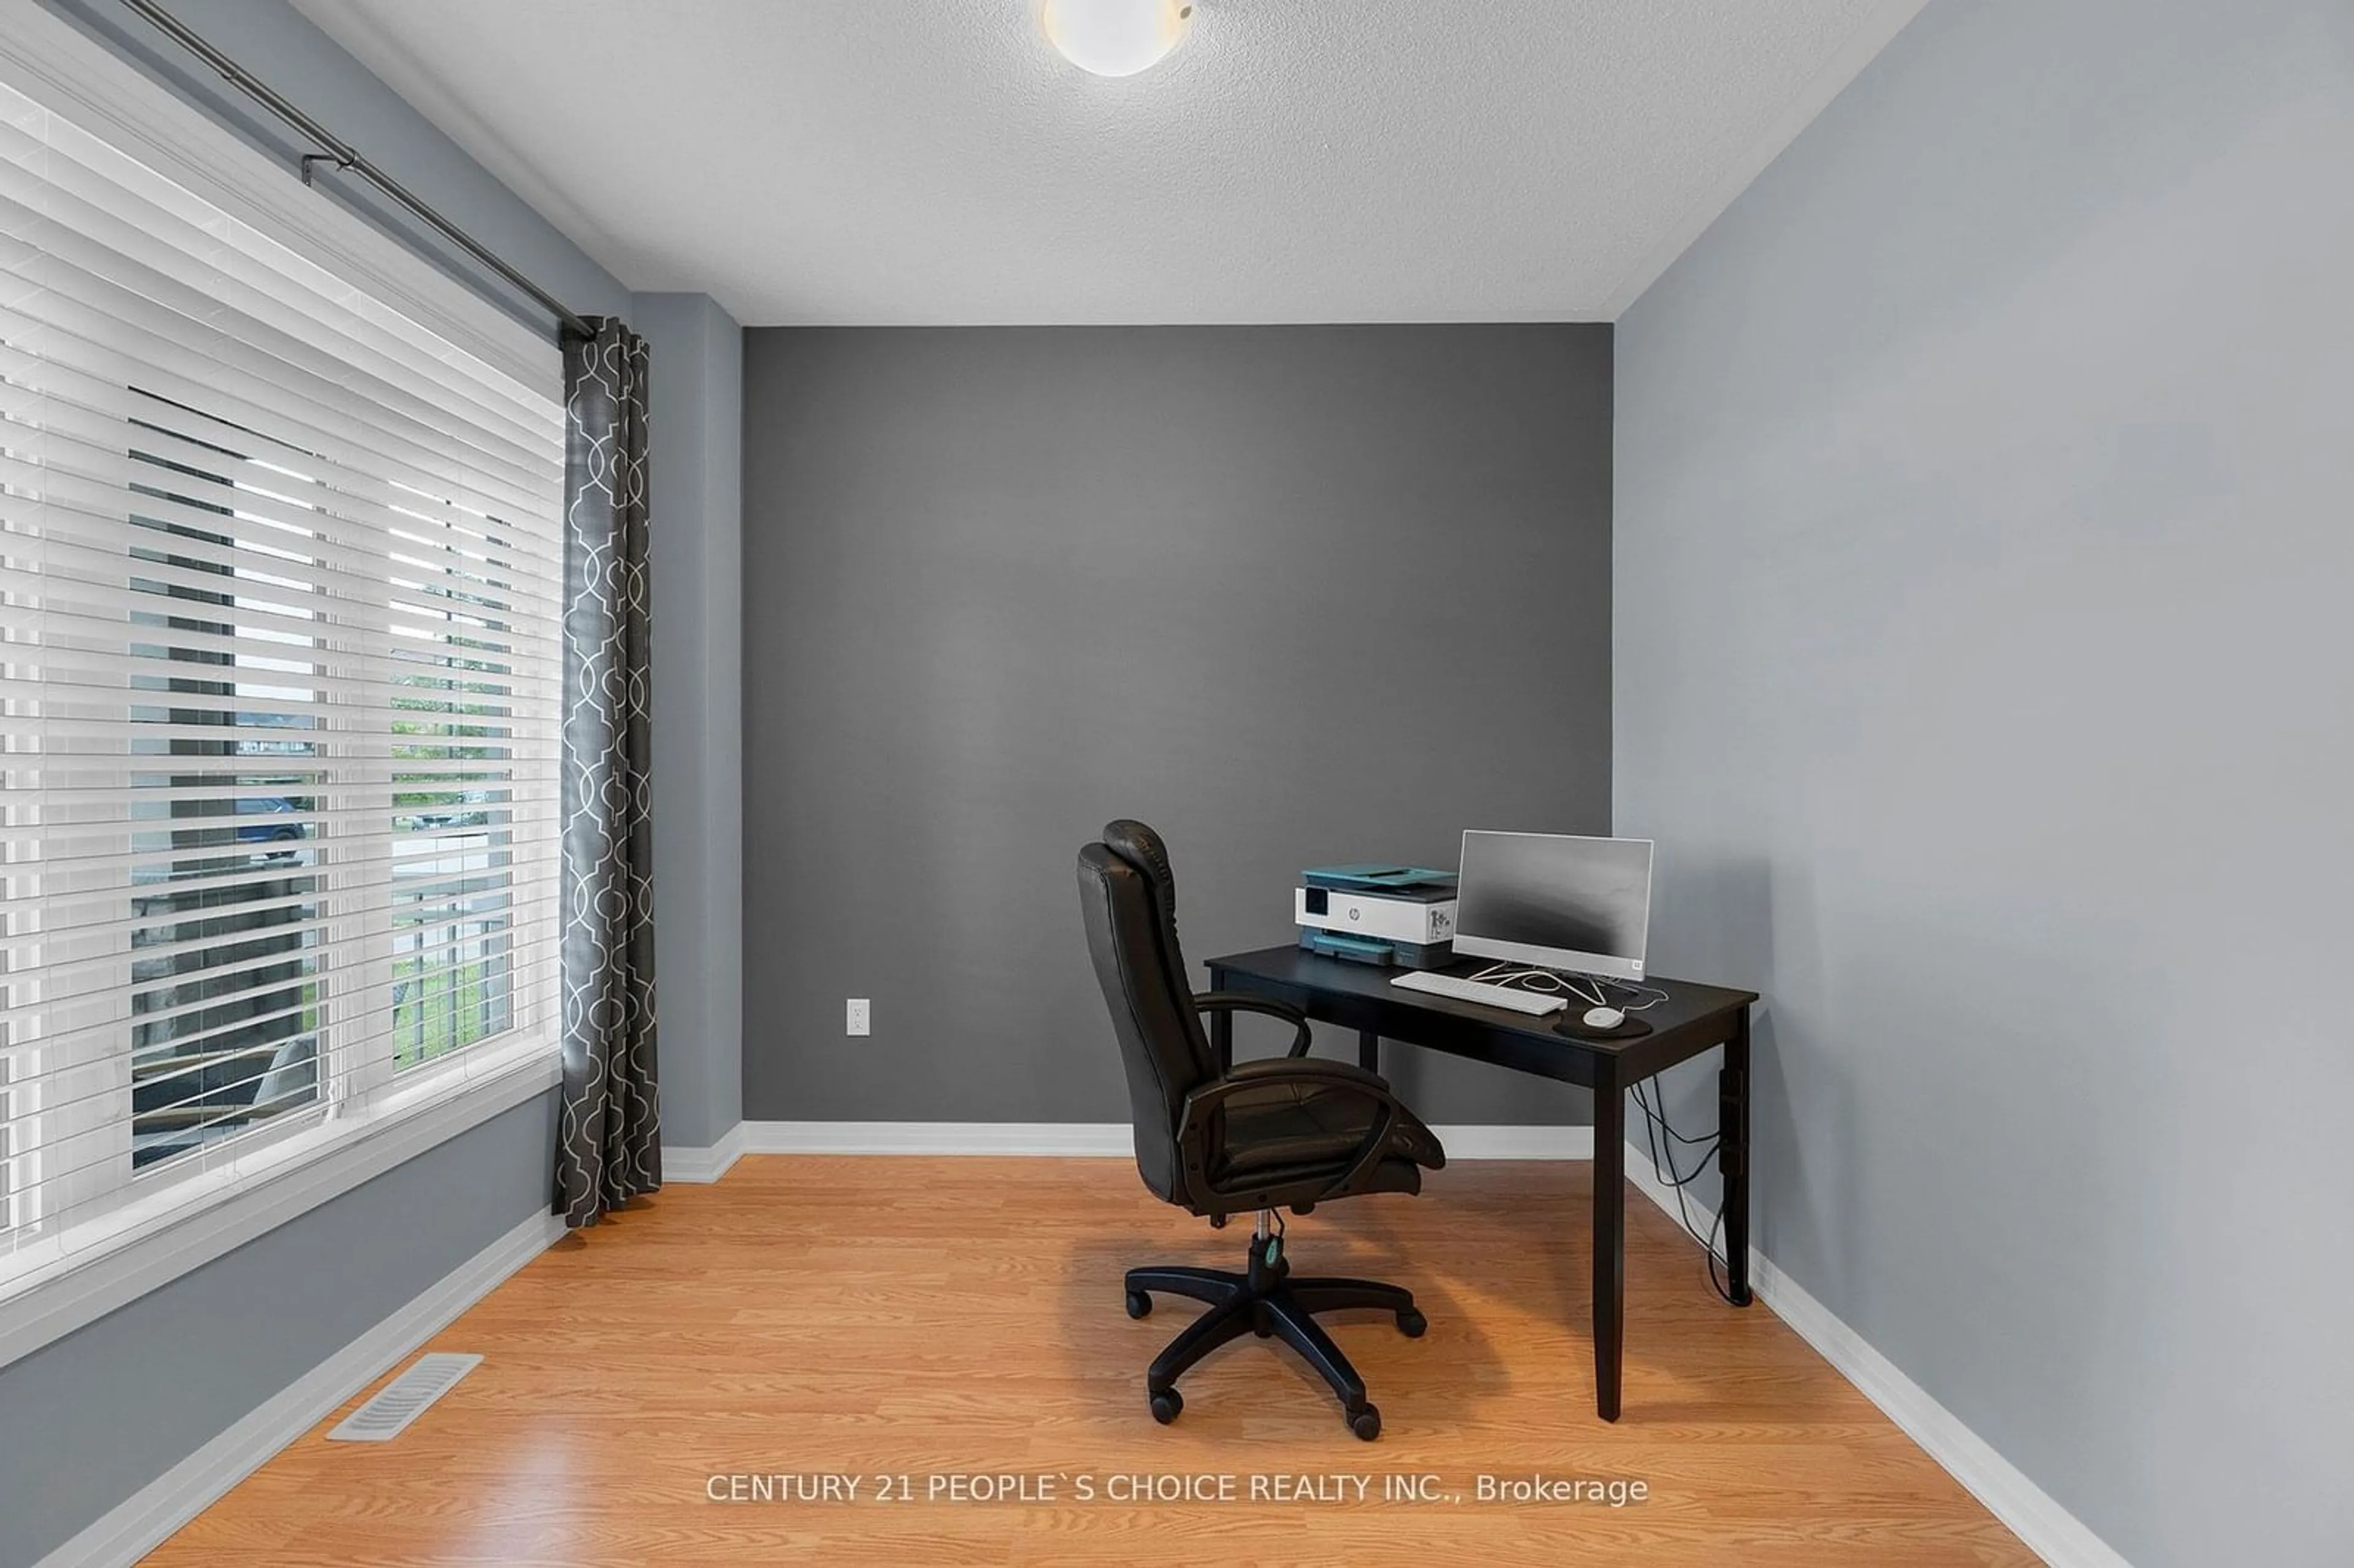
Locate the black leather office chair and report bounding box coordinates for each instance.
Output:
[1075,821,1446,1440]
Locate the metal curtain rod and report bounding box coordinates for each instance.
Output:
[117,0,596,341]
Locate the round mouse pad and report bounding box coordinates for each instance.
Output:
[1553,1013,1654,1041]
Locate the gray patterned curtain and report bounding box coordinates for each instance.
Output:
[554,318,660,1226]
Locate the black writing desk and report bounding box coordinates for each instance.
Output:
[1200,944,1758,1421]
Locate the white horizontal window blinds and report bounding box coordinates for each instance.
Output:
[0,77,563,1266]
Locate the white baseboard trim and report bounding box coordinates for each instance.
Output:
[660,1120,747,1183]
[1440,1124,1592,1160]
[1620,1141,2129,1568]
[724,1121,1594,1160]
[34,1207,567,1568]
[741,1120,1133,1156]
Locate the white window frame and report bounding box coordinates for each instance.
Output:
[0,5,566,1371]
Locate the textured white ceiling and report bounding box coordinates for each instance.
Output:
[291,0,1924,326]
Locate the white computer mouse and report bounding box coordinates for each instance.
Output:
[1583,1007,1625,1029]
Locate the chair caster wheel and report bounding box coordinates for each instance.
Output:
[1149,1388,1183,1425]
[1124,1289,1152,1319]
[1396,1308,1427,1338]
[1348,1403,1381,1442]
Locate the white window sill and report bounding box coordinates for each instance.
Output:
[0,1035,562,1372]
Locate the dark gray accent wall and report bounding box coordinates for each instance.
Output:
[0,1094,556,1568]
[743,325,1611,1126]
[1613,4,2353,1566]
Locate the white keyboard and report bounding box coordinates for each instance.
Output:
[1389,970,1566,1016]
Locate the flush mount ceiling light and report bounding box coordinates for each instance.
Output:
[1042,0,1192,78]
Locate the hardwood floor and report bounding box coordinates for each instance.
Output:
[145,1157,2036,1566]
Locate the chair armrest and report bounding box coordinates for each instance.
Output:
[1192,991,1314,1057]
[1176,1057,1400,1140]
[1175,1057,1443,1205]
[1221,1054,1387,1088]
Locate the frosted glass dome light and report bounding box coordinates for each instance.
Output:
[1043,0,1192,78]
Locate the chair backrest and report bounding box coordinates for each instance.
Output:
[1075,820,1217,1203]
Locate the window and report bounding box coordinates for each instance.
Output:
[0,1050,21,1236]
[0,68,563,1272]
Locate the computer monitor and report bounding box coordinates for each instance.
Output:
[1452,831,1654,981]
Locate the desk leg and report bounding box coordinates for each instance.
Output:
[1721,1009,1753,1306]
[1357,1028,1380,1074]
[1592,1067,1625,1422]
[1211,1007,1233,1075]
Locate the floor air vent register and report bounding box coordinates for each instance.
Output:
[326,1353,484,1442]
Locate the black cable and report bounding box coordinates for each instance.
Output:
[1631,1075,1739,1305]
[1645,1139,1721,1187]
[1630,1082,1718,1146]
[1631,1084,1719,1171]
[1702,1203,1730,1301]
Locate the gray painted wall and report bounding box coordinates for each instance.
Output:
[1,4,634,1560]
[1613,4,2353,1566]
[0,1094,557,1568]
[742,324,1612,1127]
[635,292,747,1149]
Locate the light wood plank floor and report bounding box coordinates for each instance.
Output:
[146,1156,2036,1566]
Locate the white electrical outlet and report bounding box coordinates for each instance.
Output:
[847,998,870,1037]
